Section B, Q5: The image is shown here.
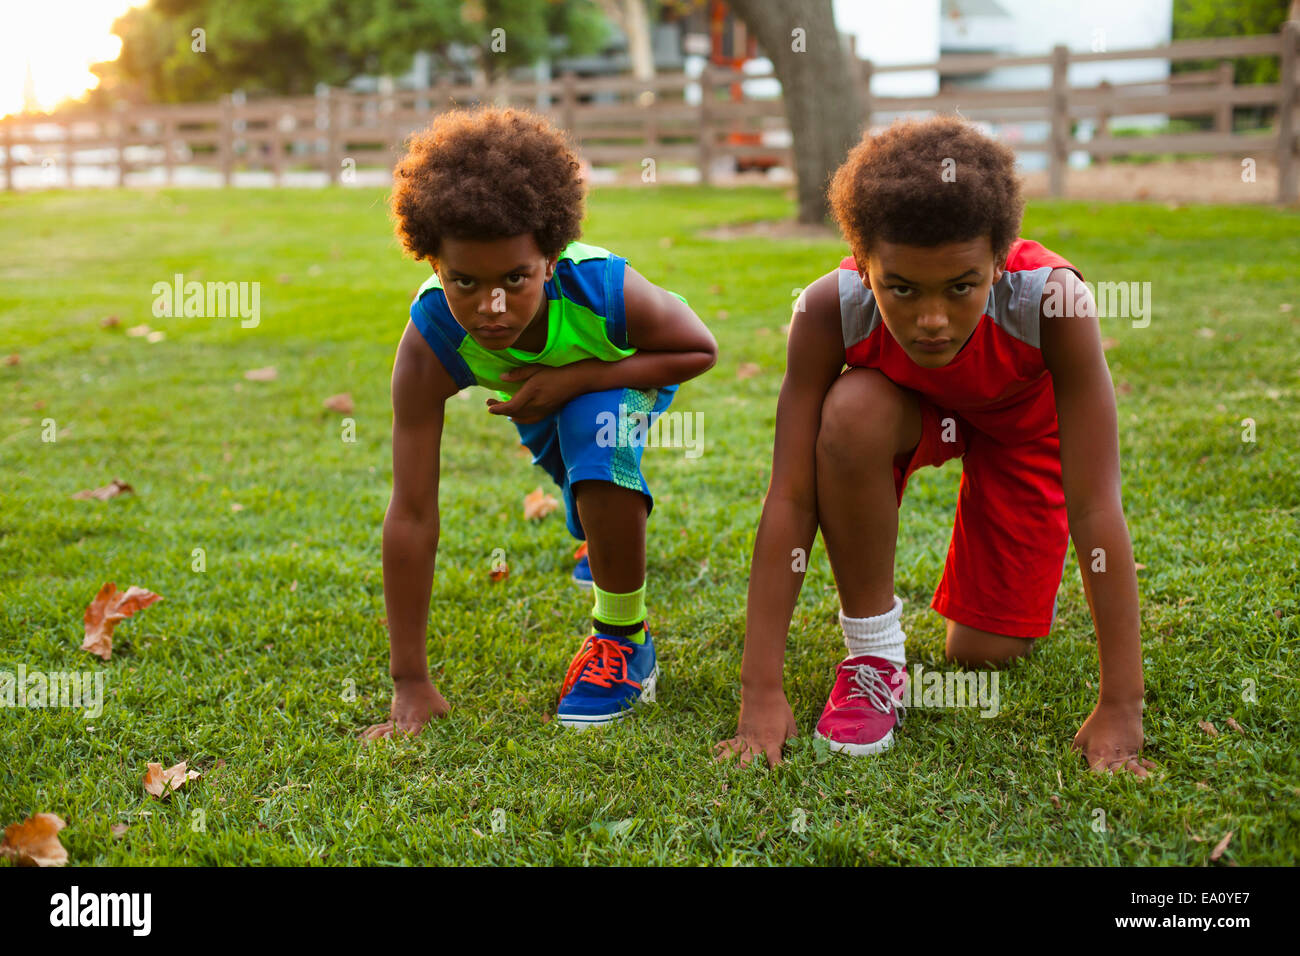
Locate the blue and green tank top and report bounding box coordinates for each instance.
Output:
[410,240,682,401]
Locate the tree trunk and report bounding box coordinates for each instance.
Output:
[596,0,658,82]
[727,0,865,223]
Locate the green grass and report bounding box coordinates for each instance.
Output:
[1,185,1297,866]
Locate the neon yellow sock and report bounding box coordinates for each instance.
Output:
[592,582,647,643]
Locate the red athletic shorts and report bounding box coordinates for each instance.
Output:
[892,395,1071,639]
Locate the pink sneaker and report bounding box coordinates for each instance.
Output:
[814,655,907,756]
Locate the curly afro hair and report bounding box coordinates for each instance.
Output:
[389,106,586,266]
[828,114,1024,264]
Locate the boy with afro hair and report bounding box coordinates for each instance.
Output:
[364,107,715,737]
[716,115,1151,775]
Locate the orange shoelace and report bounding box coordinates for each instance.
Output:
[560,635,641,698]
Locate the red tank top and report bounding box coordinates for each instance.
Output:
[837,238,1082,444]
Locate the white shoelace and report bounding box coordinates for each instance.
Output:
[846,663,905,718]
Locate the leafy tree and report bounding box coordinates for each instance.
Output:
[88,0,610,104]
[1172,0,1293,84]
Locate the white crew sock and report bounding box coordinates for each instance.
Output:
[840,594,906,666]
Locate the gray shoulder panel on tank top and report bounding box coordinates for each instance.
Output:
[838,266,881,348]
[985,265,1053,349]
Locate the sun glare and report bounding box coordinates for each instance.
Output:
[0,0,148,118]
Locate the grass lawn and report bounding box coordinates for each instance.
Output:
[1,185,1297,866]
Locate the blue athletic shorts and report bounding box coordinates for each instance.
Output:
[514,384,678,541]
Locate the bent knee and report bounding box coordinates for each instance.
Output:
[817,368,919,462]
[944,621,1036,668]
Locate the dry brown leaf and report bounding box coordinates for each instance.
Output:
[0,813,68,867]
[72,479,134,501]
[524,487,558,521]
[1134,563,1147,571]
[323,392,354,414]
[1226,717,1244,734]
[1199,720,1219,737]
[244,366,277,381]
[110,823,129,838]
[4,353,19,366]
[143,761,200,799]
[1210,830,1233,861]
[489,563,510,583]
[146,330,165,343]
[736,362,761,380]
[1049,794,1061,810]
[1100,337,1119,350]
[101,315,121,328]
[125,324,151,337]
[81,582,163,661]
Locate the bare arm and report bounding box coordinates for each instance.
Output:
[716,272,847,765]
[363,320,460,739]
[1040,268,1151,775]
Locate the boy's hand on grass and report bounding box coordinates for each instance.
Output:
[713,691,798,768]
[1072,700,1154,777]
[359,676,450,742]
[487,365,576,424]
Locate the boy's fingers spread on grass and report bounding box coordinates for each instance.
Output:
[1122,757,1155,778]
[713,737,753,764]
[359,721,394,742]
[712,737,738,761]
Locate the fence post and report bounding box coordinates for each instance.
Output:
[63,118,73,187]
[492,71,510,108]
[433,73,452,113]
[560,70,577,135]
[1049,44,1069,198]
[271,108,286,187]
[861,58,874,133]
[114,102,128,187]
[1279,21,1297,204]
[698,65,713,186]
[162,112,175,186]
[1215,60,1234,135]
[1096,79,1111,167]
[2,120,13,191]
[219,94,233,186]
[326,89,343,185]
[643,80,658,168]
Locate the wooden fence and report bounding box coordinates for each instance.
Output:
[2,25,1297,201]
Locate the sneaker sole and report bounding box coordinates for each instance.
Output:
[557,666,657,729]
[571,575,594,591]
[814,728,895,756]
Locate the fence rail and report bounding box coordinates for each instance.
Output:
[2,25,1297,201]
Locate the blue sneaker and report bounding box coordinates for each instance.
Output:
[571,542,594,590]
[556,627,657,729]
